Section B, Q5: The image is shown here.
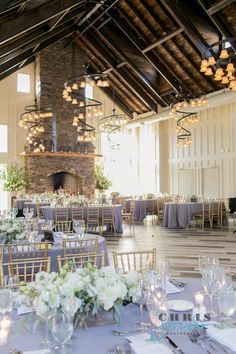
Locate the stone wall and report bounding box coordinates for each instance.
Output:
[25,41,95,196]
[25,155,94,198]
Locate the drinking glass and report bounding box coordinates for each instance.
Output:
[157,259,171,279]
[73,220,85,238]
[218,289,236,323]
[51,309,74,353]
[198,255,219,275]
[132,279,150,330]
[0,289,13,315]
[23,208,34,221]
[11,208,18,218]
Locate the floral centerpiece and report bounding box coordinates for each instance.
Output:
[19,265,141,325]
[66,195,88,207]
[0,218,26,243]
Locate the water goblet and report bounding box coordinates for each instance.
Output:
[0,288,13,315]
[218,288,236,324]
[132,279,150,331]
[73,220,85,238]
[51,309,74,353]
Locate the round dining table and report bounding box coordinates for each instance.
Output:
[163,202,204,229]
[1,277,235,354]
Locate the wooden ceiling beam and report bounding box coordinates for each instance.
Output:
[207,0,236,15]
[82,33,158,111]
[108,9,182,94]
[142,28,184,54]
[0,0,28,15]
[0,21,76,65]
[0,25,76,76]
[94,27,168,106]
[0,0,85,45]
[138,0,216,92]
[197,0,235,39]
[0,57,34,81]
[159,0,213,54]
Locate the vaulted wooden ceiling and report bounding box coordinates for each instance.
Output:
[0,0,236,117]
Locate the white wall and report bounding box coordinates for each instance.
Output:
[160,101,236,198]
[0,63,35,207]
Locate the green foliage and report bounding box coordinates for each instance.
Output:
[94,165,112,191]
[0,162,28,192]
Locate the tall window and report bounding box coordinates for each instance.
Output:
[17,73,30,93]
[85,85,93,99]
[0,125,7,152]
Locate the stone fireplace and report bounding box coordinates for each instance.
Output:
[24,41,97,197]
[25,154,94,198]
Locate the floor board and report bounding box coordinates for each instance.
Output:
[104,218,236,278]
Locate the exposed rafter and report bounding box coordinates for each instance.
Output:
[0,0,85,45]
[206,0,236,15]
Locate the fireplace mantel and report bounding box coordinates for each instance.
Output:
[20,152,102,158]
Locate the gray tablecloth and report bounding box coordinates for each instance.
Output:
[24,202,51,217]
[15,199,32,209]
[163,202,204,229]
[126,199,156,221]
[3,234,109,272]
[41,205,123,233]
[2,277,235,354]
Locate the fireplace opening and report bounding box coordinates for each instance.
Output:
[48,171,84,194]
[52,172,66,191]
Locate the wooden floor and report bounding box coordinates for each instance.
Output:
[104,217,236,278]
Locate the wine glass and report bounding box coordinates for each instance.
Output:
[73,220,85,238]
[147,298,168,342]
[51,309,74,353]
[218,289,236,324]
[198,255,219,275]
[0,289,13,316]
[132,279,150,331]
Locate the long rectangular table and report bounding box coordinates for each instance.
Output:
[2,277,235,354]
[41,205,123,233]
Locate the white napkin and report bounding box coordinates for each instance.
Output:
[166,281,182,294]
[126,333,173,354]
[17,305,35,315]
[207,326,236,351]
[23,350,52,354]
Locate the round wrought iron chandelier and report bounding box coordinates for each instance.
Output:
[200,37,236,90]
[175,110,198,147]
[73,109,96,143]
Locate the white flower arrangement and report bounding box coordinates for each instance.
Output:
[66,195,88,206]
[20,265,141,322]
[0,218,26,243]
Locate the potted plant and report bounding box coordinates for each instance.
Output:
[94,165,112,201]
[0,162,28,198]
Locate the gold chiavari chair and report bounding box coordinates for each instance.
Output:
[210,201,224,228]
[57,252,105,271]
[155,198,165,224]
[54,220,72,233]
[113,249,156,274]
[85,207,100,234]
[71,206,84,221]
[55,207,69,221]
[145,199,156,223]
[100,206,116,235]
[122,200,135,234]
[0,244,5,263]
[0,257,51,284]
[63,237,98,256]
[8,242,49,262]
[191,202,211,228]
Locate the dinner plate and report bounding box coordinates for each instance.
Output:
[167,299,194,311]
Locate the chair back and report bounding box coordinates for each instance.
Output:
[130,200,136,214]
[71,207,84,221]
[54,220,72,233]
[101,206,114,222]
[0,257,51,284]
[63,237,98,256]
[8,242,49,262]
[57,252,105,271]
[55,207,69,221]
[87,207,100,222]
[113,249,156,274]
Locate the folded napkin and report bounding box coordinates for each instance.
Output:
[126,333,173,354]
[23,350,52,354]
[17,305,35,316]
[207,326,236,351]
[166,281,182,295]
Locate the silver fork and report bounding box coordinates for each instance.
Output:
[188,332,212,354]
[192,329,218,351]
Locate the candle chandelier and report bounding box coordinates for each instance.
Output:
[73,109,96,143]
[200,37,236,90]
[175,110,198,147]
[18,102,53,152]
[99,108,128,149]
